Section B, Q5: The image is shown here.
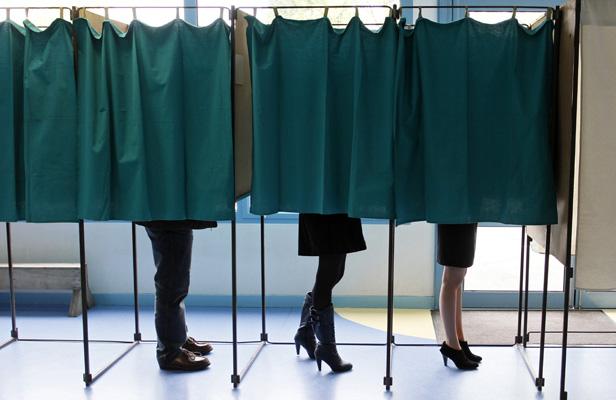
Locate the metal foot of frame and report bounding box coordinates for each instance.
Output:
[88,342,140,385]
[561,391,568,400]
[11,328,18,339]
[535,377,545,390]
[233,340,267,388]
[0,338,17,350]
[133,333,142,342]
[514,335,523,344]
[515,344,540,386]
[383,376,393,390]
[260,333,268,341]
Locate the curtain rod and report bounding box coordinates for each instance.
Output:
[2,7,72,20]
[399,5,553,9]
[77,6,230,10]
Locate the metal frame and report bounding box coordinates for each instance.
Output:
[0,4,585,396]
[512,4,562,393]
[559,0,582,398]
[229,4,398,389]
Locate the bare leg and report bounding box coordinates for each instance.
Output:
[439,266,467,350]
[455,281,466,342]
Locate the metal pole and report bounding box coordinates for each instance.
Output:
[523,235,531,347]
[516,225,526,344]
[229,5,240,388]
[260,216,267,341]
[6,223,17,339]
[383,219,395,390]
[561,1,582,398]
[78,220,93,385]
[131,223,141,341]
[536,224,552,390]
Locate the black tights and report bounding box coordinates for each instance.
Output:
[312,254,347,310]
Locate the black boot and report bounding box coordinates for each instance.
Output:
[440,342,478,370]
[459,340,482,363]
[294,292,316,359]
[311,305,352,373]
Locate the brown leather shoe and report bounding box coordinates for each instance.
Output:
[183,336,213,355]
[159,349,210,371]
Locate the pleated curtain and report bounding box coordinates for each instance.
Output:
[0,21,25,222]
[395,18,558,225]
[0,19,78,222]
[75,18,234,222]
[246,16,399,219]
[247,15,558,225]
[1,15,558,226]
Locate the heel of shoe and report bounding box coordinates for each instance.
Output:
[440,342,478,371]
[295,342,300,356]
[316,358,322,371]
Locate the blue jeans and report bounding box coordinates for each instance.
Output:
[145,227,193,366]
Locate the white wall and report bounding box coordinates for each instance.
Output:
[0,221,435,299]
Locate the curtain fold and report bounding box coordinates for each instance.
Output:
[395,17,558,225]
[75,18,234,222]
[0,21,25,221]
[23,19,78,222]
[246,16,398,219]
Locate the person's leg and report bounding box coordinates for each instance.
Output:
[295,254,346,360]
[310,254,352,372]
[312,254,346,309]
[439,266,466,350]
[455,278,466,342]
[146,227,193,367]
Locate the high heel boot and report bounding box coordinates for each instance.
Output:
[459,340,482,363]
[294,292,316,359]
[440,342,478,370]
[311,305,352,373]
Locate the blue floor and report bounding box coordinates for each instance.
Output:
[0,307,613,400]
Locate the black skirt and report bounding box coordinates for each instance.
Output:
[298,213,367,256]
[437,223,478,268]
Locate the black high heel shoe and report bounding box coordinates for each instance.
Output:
[312,305,352,373]
[440,342,478,370]
[294,293,317,359]
[459,340,482,363]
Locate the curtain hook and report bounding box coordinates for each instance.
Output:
[253,7,257,17]
[104,7,109,20]
[418,7,423,19]
[132,7,137,20]
[6,8,9,21]
[273,7,279,17]
[546,8,554,21]
[25,7,29,19]
[465,6,469,18]
[512,7,517,19]
[323,7,328,17]
[355,7,359,18]
[220,7,224,19]
[60,8,64,19]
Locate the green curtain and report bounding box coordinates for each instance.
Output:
[0,19,78,222]
[75,18,234,222]
[395,18,557,225]
[0,21,25,221]
[246,16,398,219]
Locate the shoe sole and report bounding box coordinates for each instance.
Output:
[159,363,211,372]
